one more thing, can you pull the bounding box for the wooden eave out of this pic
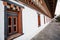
[17,0,52,18]
[44,0,57,18]
[2,0,24,8]
[7,0,57,18]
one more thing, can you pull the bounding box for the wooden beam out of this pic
[15,0,53,18]
[19,0,52,18]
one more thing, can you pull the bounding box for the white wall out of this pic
[0,1,4,40]
[45,16,51,23]
[40,14,45,26]
[55,0,60,16]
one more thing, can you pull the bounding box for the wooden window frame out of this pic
[13,17,17,33]
[8,16,18,35]
[3,1,24,40]
[8,16,12,34]
[38,14,41,27]
[7,11,23,40]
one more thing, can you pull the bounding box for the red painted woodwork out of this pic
[38,14,41,27]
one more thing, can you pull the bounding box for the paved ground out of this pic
[31,20,60,40]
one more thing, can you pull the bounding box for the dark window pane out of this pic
[8,17,11,25]
[14,26,16,31]
[8,27,11,33]
[14,18,16,25]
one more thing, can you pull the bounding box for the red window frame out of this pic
[38,14,41,27]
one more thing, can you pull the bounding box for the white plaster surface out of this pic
[45,16,51,23]
[55,0,60,16]
[0,1,4,40]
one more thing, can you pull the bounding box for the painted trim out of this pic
[4,6,8,40]
[2,0,24,8]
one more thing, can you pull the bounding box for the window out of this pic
[13,17,17,32]
[6,8,23,40]
[8,17,11,25]
[13,17,16,25]
[8,17,12,34]
[8,27,11,33]
[4,1,23,40]
[38,14,41,27]
[8,16,17,35]
[7,12,23,40]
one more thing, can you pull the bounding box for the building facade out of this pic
[0,0,52,40]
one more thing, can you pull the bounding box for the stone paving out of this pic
[31,20,60,40]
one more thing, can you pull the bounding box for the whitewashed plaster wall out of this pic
[55,0,60,16]
[40,14,45,26]
[45,16,51,23]
[0,1,4,40]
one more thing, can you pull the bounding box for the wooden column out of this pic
[17,9,23,34]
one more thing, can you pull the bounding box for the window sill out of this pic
[7,33,24,40]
